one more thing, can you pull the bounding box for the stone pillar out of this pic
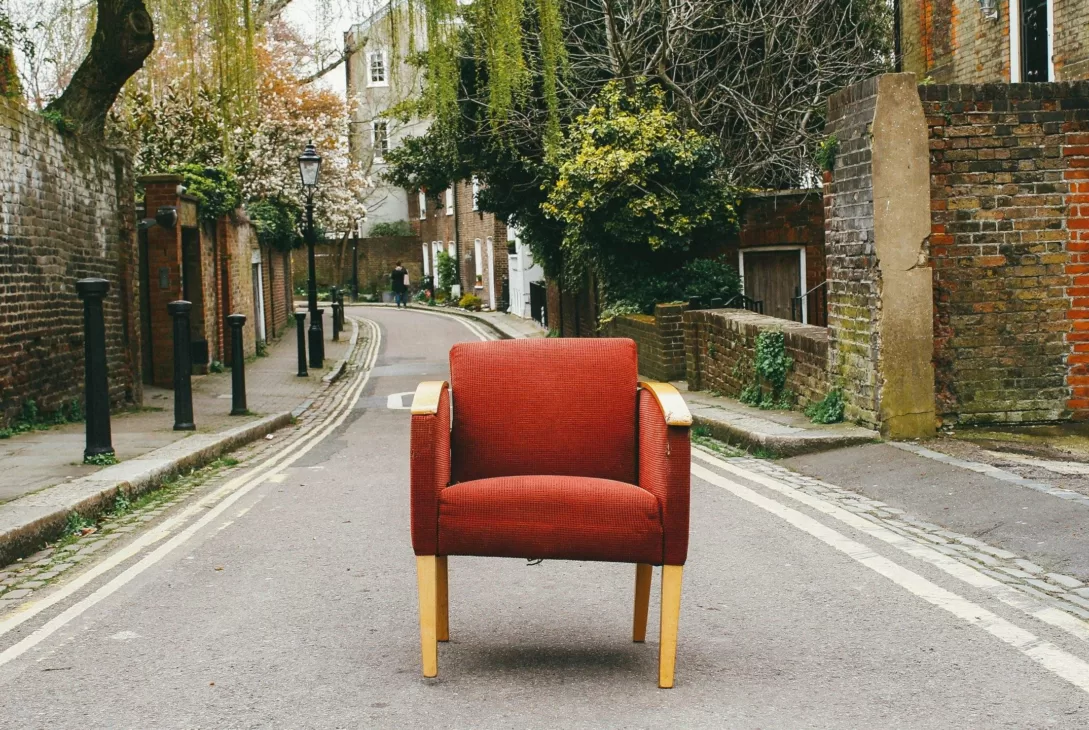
[824,73,935,439]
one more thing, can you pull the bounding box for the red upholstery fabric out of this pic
[437,475,664,564]
[449,339,638,484]
[410,384,450,556]
[638,389,691,565]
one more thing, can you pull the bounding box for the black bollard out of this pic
[296,310,309,377]
[331,300,341,342]
[330,286,340,335]
[76,278,114,461]
[309,307,324,368]
[169,300,196,431]
[227,314,248,415]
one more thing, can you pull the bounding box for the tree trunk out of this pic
[45,0,154,138]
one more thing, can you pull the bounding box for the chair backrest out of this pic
[449,338,638,484]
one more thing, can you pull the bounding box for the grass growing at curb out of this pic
[692,429,776,459]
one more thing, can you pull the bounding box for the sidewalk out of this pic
[0,309,349,505]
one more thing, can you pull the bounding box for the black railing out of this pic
[791,280,828,327]
[687,294,764,314]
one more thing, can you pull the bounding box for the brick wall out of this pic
[0,98,140,426]
[824,76,882,426]
[684,310,831,410]
[601,303,688,381]
[356,236,424,296]
[923,81,1089,422]
[901,1,1089,83]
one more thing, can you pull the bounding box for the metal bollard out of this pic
[227,314,248,415]
[169,300,196,431]
[296,310,309,377]
[76,278,114,461]
[309,307,324,368]
[331,300,341,342]
[330,286,340,335]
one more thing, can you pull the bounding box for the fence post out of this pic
[169,300,196,431]
[76,278,114,461]
[296,310,309,377]
[227,314,248,415]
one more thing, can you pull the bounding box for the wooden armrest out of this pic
[411,381,449,415]
[639,381,693,427]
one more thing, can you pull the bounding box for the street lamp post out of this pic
[299,141,324,368]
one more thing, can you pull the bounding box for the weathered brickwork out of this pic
[292,237,422,296]
[601,303,688,382]
[0,98,140,426]
[922,81,1089,422]
[684,309,831,410]
[824,77,882,426]
[901,0,1089,83]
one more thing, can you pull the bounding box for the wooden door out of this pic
[743,250,801,321]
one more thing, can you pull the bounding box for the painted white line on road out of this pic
[691,461,1089,696]
[0,319,383,668]
[386,392,414,410]
[693,448,1089,647]
[351,304,494,341]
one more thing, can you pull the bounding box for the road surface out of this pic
[1,306,1087,728]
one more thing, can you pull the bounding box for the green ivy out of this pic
[739,331,794,410]
[172,164,242,222]
[39,109,76,135]
[806,389,845,424]
[369,220,414,237]
[247,196,303,252]
[814,135,839,173]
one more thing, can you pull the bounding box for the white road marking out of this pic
[266,474,286,484]
[386,392,415,410]
[0,319,382,668]
[352,304,493,342]
[691,461,1089,696]
[693,448,1089,646]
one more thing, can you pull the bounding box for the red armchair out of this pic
[410,338,692,687]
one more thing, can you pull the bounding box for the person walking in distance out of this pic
[391,262,409,308]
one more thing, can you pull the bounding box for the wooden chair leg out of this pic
[416,556,438,677]
[659,565,683,688]
[633,563,652,642]
[437,556,449,642]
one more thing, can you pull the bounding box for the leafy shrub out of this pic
[738,330,794,410]
[815,135,839,173]
[603,255,741,316]
[172,164,242,222]
[247,197,303,252]
[369,220,414,237]
[459,294,483,311]
[806,389,845,424]
[436,250,457,293]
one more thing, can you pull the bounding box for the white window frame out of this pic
[474,238,483,284]
[447,241,455,258]
[422,243,430,276]
[418,189,427,220]
[445,187,454,216]
[472,176,480,211]
[367,50,388,87]
[371,120,389,162]
[1009,0,1055,82]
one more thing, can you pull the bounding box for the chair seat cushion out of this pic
[437,475,664,564]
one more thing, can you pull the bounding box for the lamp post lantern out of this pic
[299,141,324,368]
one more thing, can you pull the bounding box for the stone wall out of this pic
[684,310,831,410]
[922,81,1089,422]
[0,98,140,426]
[901,1,1089,83]
[601,303,687,382]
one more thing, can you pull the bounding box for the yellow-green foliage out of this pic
[458,293,483,311]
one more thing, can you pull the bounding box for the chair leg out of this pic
[437,556,449,642]
[659,565,683,689]
[416,555,438,677]
[633,563,652,642]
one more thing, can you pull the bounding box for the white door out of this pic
[251,261,266,343]
[486,237,496,310]
[421,243,430,276]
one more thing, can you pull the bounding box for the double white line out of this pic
[0,319,382,668]
[694,447,1089,695]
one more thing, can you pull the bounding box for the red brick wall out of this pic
[602,303,688,381]
[144,177,185,387]
[922,81,1089,423]
[0,98,140,425]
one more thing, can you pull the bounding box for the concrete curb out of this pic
[691,407,878,458]
[0,412,292,568]
[323,318,361,384]
[350,302,530,340]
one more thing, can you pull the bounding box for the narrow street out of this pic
[1,308,1087,728]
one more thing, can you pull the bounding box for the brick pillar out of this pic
[824,74,935,438]
[138,174,184,388]
[1065,129,1089,419]
[653,302,688,382]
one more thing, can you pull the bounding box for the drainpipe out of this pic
[452,181,462,290]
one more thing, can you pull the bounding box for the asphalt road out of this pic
[1,306,1088,728]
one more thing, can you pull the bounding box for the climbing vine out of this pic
[739,330,794,410]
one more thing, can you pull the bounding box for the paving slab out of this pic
[676,383,879,456]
